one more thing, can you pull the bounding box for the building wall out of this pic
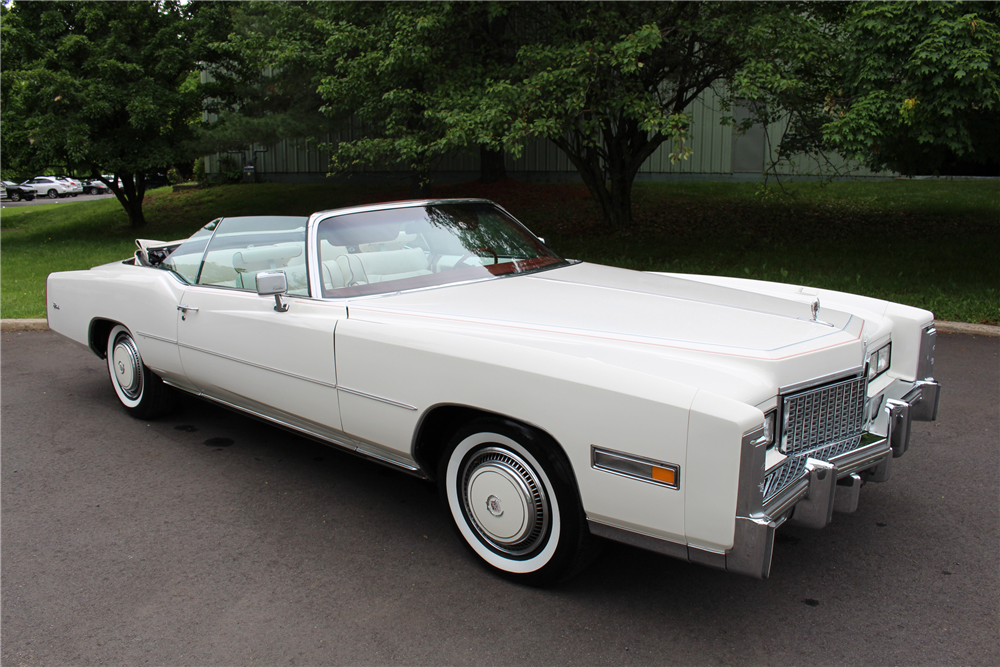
[207,86,889,182]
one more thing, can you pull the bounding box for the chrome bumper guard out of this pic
[887,379,941,457]
[725,378,941,579]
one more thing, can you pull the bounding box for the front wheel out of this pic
[106,324,176,419]
[439,419,598,586]
[47,189,58,199]
[9,192,21,202]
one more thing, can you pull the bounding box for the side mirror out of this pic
[256,271,289,312]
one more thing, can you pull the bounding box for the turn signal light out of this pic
[651,466,676,486]
[592,446,681,489]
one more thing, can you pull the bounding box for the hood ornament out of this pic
[806,297,834,327]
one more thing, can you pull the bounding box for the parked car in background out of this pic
[22,176,82,198]
[45,199,941,585]
[83,179,111,195]
[54,176,84,195]
[1,180,37,201]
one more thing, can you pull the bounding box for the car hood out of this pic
[346,262,871,405]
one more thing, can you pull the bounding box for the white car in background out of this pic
[45,199,942,585]
[22,176,82,198]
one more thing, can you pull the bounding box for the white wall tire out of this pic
[439,419,598,586]
[106,325,176,419]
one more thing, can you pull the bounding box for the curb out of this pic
[933,321,1000,337]
[2,319,49,332]
[3,317,999,336]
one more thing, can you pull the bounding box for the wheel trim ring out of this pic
[112,335,143,400]
[460,446,550,557]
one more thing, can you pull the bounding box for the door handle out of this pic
[177,304,199,313]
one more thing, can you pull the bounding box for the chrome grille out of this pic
[763,375,867,503]
[781,376,867,454]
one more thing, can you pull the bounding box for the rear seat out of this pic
[231,243,307,294]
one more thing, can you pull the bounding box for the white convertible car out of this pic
[46,199,941,585]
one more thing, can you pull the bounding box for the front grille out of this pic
[763,375,868,503]
[781,376,867,454]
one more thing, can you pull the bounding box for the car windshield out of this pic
[316,202,567,297]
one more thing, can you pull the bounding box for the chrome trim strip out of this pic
[586,520,689,560]
[354,446,421,471]
[590,446,680,489]
[191,392,425,476]
[779,365,864,395]
[337,386,418,411]
[177,342,338,389]
[136,331,177,345]
[190,391,356,446]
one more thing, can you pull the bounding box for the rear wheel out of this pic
[47,189,58,199]
[439,418,598,586]
[106,325,176,419]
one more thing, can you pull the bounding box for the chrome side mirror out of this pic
[256,271,290,312]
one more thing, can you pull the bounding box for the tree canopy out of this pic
[0,0,219,227]
[255,1,838,227]
[4,1,995,231]
[821,1,1000,176]
[469,1,831,228]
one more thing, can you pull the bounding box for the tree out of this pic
[821,1,1000,176]
[184,1,335,162]
[1,1,211,228]
[441,2,837,228]
[294,1,515,196]
[255,2,831,226]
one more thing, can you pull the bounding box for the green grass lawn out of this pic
[1,179,997,323]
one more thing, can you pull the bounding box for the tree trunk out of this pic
[607,171,634,229]
[479,145,506,183]
[106,172,148,228]
[552,138,634,230]
[122,197,147,229]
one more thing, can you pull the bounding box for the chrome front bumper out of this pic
[725,378,941,579]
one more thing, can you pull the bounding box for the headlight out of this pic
[753,410,777,448]
[867,342,892,381]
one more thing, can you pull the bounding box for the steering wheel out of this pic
[452,247,498,268]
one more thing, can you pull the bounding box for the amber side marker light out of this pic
[591,446,680,489]
[651,465,676,486]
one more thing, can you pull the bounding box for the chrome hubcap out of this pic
[461,447,549,556]
[111,335,142,400]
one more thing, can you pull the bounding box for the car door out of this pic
[174,216,348,441]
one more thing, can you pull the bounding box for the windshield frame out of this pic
[309,200,569,299]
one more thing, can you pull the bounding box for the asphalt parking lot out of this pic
[2,330,997,666]
[1,192,117,209]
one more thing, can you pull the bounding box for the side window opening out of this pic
[157,216,309,295]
